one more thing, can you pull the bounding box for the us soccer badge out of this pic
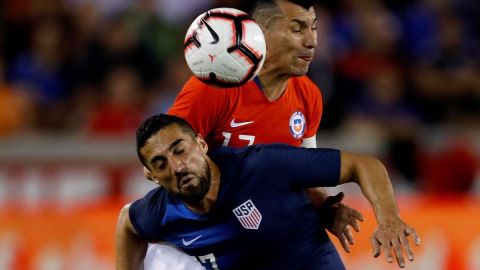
[289,111,306,139]
[233,199,262,229]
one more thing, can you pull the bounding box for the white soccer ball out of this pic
[184,8,266,87]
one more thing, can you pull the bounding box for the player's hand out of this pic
[370,216,421,268]
[143,166,153,181]
[318,192,364,253]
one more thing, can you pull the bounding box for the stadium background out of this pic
[0,0,479,269]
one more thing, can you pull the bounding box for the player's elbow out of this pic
[339,152,386,185]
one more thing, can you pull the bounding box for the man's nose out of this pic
[170,157,185,173]
[303,30,317,49]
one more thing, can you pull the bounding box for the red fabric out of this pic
[168,76,323,147]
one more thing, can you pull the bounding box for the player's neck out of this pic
[257,72,289,102]
[184,159,221,214]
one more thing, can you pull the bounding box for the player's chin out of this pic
[178,178,209,202]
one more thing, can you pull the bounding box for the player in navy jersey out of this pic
[116,114,420,270]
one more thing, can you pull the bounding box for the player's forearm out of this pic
[116,205,148,270]
[340,153,400,222]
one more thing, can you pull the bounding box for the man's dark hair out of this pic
[256,0,315,10]
[136,114,196,167]
[251,0,316,27]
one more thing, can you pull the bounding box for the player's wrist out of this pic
[374,210,401,225]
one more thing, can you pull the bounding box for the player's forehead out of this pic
[275,1,316,25]
[141,125,191,157]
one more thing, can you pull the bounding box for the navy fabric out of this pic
[130,144,345,270]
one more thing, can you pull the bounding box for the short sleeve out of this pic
[129,187,166,241]
[167,76,230,138]
[244,144,341,189]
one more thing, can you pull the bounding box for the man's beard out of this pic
[176,161,211,204]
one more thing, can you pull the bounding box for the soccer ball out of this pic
[184,8,266,87]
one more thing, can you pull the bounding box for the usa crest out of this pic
[289,111,306,139]
[232,199,262,229]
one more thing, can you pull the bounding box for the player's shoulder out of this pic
[182,76,217,93]
[128,186,170,240]
[183,76,240,93]
[210,146,260,171]
[211,144,289,164]
[209,146,253,164]
[175,76,238,102]
[144,186,168,202]
[130,187,168,216]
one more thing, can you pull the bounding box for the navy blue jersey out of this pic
[130,144,345,270]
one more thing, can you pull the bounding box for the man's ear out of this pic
[144,167,162,185]
[143,166,154,181]
[196,133,208,153]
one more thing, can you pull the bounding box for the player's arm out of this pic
[301,135,329,205]
[302,136,364,253]
[249,145,419,267]
[301,136,326,204]
[300,79,364,251]
[115,204,148,270]
[339,152,421,268]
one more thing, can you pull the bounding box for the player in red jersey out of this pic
[168,75,321,148]
[140,1,365,269]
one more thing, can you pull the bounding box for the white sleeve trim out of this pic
[301,135,317,148]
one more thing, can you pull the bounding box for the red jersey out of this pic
[168,76,323,148]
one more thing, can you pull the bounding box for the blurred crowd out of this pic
[0,0,479,194]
